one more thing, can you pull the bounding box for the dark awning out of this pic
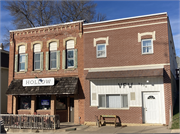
[6,77,78,95]
[86,69,163,79]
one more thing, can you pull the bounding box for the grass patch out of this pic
[171,96,179,129]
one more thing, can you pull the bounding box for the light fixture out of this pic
[146,80,149,83]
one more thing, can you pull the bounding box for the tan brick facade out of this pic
[7,21,85,124]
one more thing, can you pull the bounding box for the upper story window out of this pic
[15,45,28,72]
[34,44,41,70]
[50,42,57,69]
[141,39,153,54]
[66,40,75,68]
[46,41,60,70]
[62,39,77,69]
[96,44,106,58]
[19,45,26,71]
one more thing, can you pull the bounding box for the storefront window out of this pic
[56,97,67,110]
[37,96,51,110]
[18,96,31,109]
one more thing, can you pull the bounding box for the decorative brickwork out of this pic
[7,22,85,124]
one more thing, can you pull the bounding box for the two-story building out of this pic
[6,20,85,124]
[6,12,177,126]
[83,12,177,125]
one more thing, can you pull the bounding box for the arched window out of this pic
[15,44,28,72]
[46,41,60,70]
[66,40,75,68]
[62,39,77,69]
[33,44,41,70]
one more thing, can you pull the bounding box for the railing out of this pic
[0,114,60,130]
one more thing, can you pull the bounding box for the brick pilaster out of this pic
[163,65,173,125]
[51,95,56,115]
[31,95,36,115]
[13,96,18,114]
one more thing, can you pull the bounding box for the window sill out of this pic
[65,68,76,71]
[16,71,26,74]
[47,69,58,72]
[97,56,107,59]
[32,70,42,73]
[98,107,129,110]
[89,106,98,108]
[142,53,154,55]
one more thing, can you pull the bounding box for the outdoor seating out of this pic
[98,115,118,128]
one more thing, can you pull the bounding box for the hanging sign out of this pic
[23,78,54,86]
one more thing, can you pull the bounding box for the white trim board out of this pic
[83,12,167,26]
[84,17,167,30]
[84,21,167,34]
[84,63,170,72]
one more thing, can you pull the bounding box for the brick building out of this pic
[6,12,177,125]
[83,12,177,125]
[6,20,85,124]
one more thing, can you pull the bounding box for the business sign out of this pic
[23,78,54,87]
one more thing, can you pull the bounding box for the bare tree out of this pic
[94,13,107,22]
[4,1,56,29]
[55,1,97,23]
[2,0,106,48]
[2,26,10,49]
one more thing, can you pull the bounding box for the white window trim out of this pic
[96,44,107,58]
[67,49,75,68]
[141,39,153,54]
[19,54,26,71]
[50,51,57,69]
[98,94,129,109]
[34,52,41,70]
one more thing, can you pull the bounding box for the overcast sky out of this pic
[0,1,179,56]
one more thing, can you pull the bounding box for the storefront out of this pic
[85,68,167,124]
[6,77,78,122]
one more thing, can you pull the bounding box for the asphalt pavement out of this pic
[6,125,180,134]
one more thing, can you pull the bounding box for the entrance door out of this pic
[69,98,74,122]
[143,92,160,123]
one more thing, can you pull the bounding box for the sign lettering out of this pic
[23,78,54,87]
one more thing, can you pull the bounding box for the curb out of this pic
[171,129,180,133]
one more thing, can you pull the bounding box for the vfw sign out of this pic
[23,78,54,86]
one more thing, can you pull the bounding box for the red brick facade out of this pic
[7,13,176,125]
[7,21,85,124]
[83,13,176,125]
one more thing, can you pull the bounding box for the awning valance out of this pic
[86,69,163,79]
[6,77,78,95]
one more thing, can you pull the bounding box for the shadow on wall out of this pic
[78,79,85,99]
[163,69,171,84]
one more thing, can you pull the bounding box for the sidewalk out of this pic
[6,125,179,133]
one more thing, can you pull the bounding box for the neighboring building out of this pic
[176,56,179,90]
[0,43,9,114]
[6,20,84,124]
[83,12,177,125]
[176,56,180,68]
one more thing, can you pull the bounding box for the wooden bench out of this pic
[98,115,117,127]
